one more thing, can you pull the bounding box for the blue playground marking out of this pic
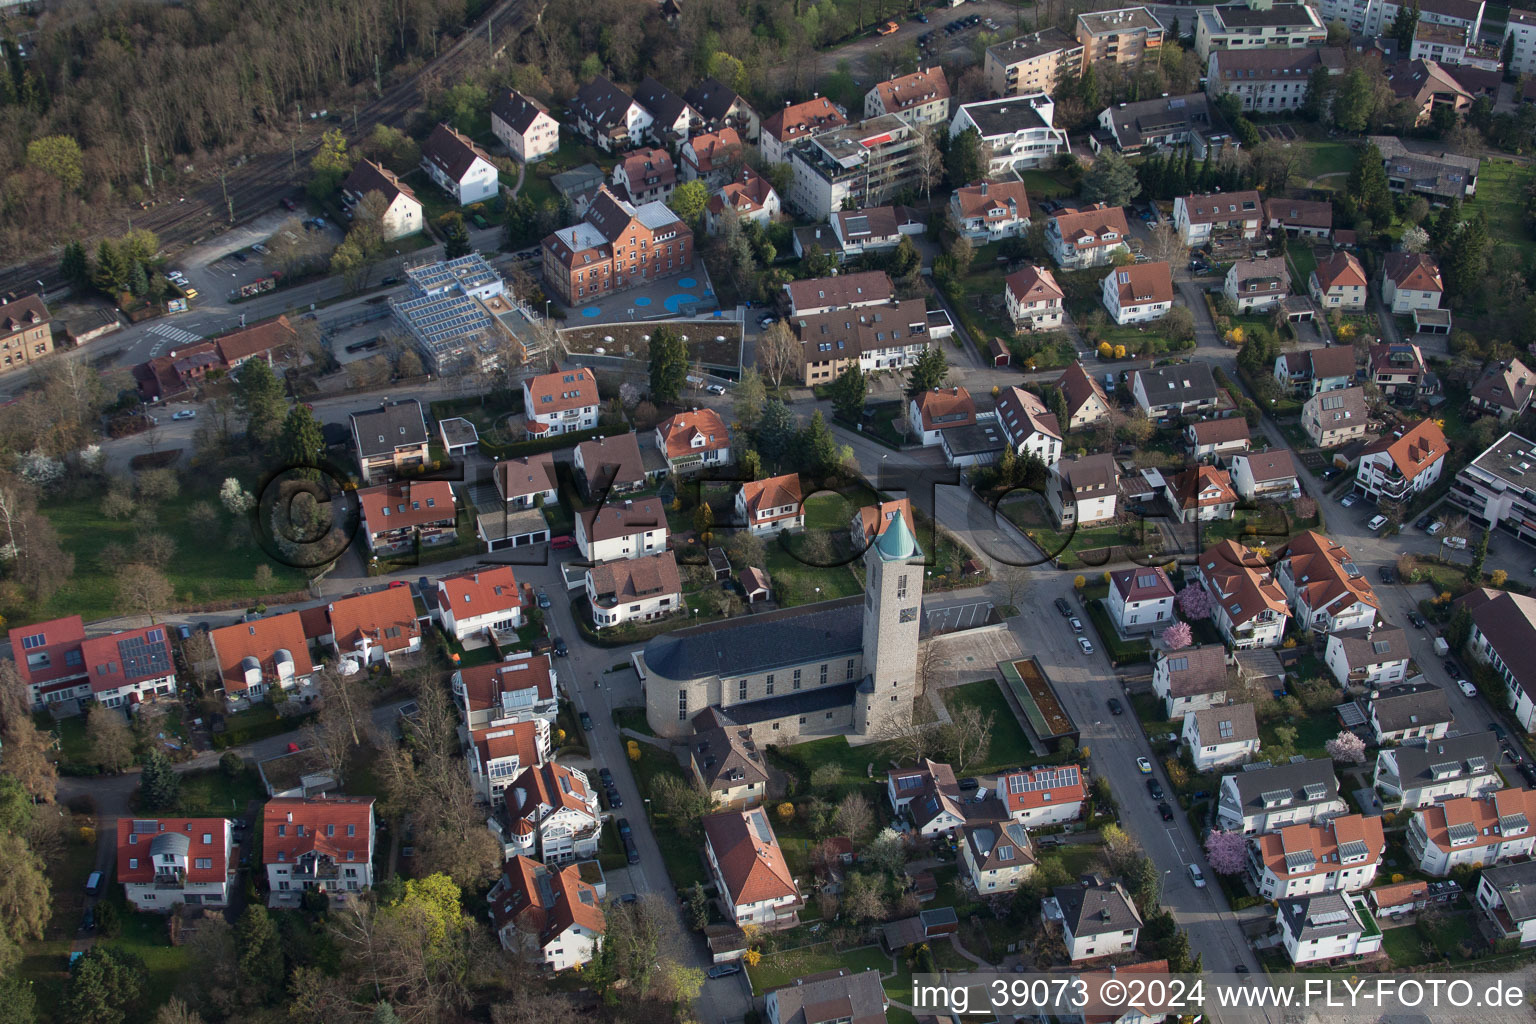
[678,277,698,288]
[664,293,700,313]
[581,306,601,318]
[633,296,652,307]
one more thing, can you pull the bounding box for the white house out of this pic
[1045,204,1130,269]
[1408,787,1536,876]
[117,818,234,911]
[1004,264,1065,331]
[1186,417,1250,461]
[435,566,524,643]
[949,94,1069,173]
[1461,588,1536,732]
[1000,764,1087,827]
[1151,645,1229,719]
[703,806,802,928]
[569,76,653,151]
[1044,877,1142,961]
[1163,464,1237,524]
[523,366,599,436]
[1229,450,1300,501]
[1217,758,1346,835]
[865,66,951,127]
[494,451,559,509]
[1475,861,1536,947]
[995,385,1063,464]
[1048,454,1119,528]
[468,720,552,805]
[1381,252,1445,314]
[420,123,499,206]
[611,146,677,206]
[1354,418,1448,504]
[1182,703,1260,771]
[1132,362,1220,420]
[1173,190,1264,245]
[1101,261,1173,324]
[262,796,376,908]
[656,409,733,474]
[499,762,602,863]
[737,473,804,535]
[1107,567,1176,635]
[1324,626,1411,691]
[1276,892,1382,965]
[488,856,605,970]
[681,127,743,185]
[1223,257,1289,312]
[1250,815,1386,900]
[632,76,697,146]
[1197,539,1291,649]
[81,625,178,711]
[764,969,889,1024]
[1376,732,1502,810]
[1277,532,1379,635]
[452,654,559,732]
[1310,251,1368,311]
[1365,682,1452,745]
[960,821,1035,893]
[491,90,560,163]
[341,160,423,241]
[909,386,977,447]
[575,496,670,563]
[585,551,683,629]
[951,180,1031,242]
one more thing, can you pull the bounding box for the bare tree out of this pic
[757,321,801,389]
[1,716,57,802]
[314,660,372,747]
[832,792,875,840]
[116,562,174,623]
[1144,223,1188,266]
[941,703,994,776]
[915,126,944,203]
[996,566,1027,612]
[877,708,941,764]
[87,704,135,773]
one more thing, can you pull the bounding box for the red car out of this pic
[387,580,408,588]
[281,198,297,211]
[550,535,576,550]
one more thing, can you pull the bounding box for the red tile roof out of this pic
[872,66,950,114]
[1051,204,1129,249]
[1255,814,1385,881]
[704,806,800,907]
[1107,261,1174,307]
[854,499,915,543]
[511,762,596,821]
[1280,531,1380,618]
[458,654,556,713]
[995,385,1061,442]
[1360,417,1448,481]
[489,856,606,943]
[81,625,174,694]
[438,565,522,619]
[1000,764,1087,814]
[1005,264,1064,306]
[1178,190,1263,225]
[472,722,546,768]
[1057,361,1111,420]
[685,127,743,174]
[1166,465,1237,512]
[1313,251,1367,291]
[954,180,1029,224]
[1415,787,1536,858]
[210,612,315,693]
[910,386,976,432]
[262,796,373,867]
[1199,539,1289,628]
[9,614,86,689]
[1189,417,1251,446]
[213,315,299,366]
[495,451,558,502]
[116,818,229,884]
[579,495,668,544]
[740,473,803,520]
[762,96,847,143]
[1384,252,1443,292]
[657,408,731,460]
[358,479,457,536]
[525,366,598,415]
[1110,566,1176,603]
[326,587,421,655]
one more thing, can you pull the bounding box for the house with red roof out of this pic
[1407,787,1536,875]
[262,796,375,907]
[999,764,1087,827]
[357,479,458,555]
[705,167,781,232]
[1065,960,1170,1024]
[1162,465,1237,524]
[1277,531,1380,634]
[1101,261,1173,324]
[680,127,744,186]
[737,473,805,535]
[488,856,606,970]
[1250,814,1386,900]
[468,720,552,804]
[452,652,559,730]
[703,806,803,927]
[81,625,178,710]
[611,146,677,206]
[908,386,976,446]
[951,180,1030,242]
[1197,539,1291,649]
[1004,264,1064,331]
[851,498,915,549]
[1185,416,1251,460]
[323,587,422,670]
[760,96,848,166]
[10,614,89,709]
[117,817,234,911]
[995,385,1063,464]
[209,612,316,702]
[1106,567,1176,635]
[1309,251,1368,311]
[435,565,523,643]
[522,366,599,436]
[655,408,732,475]
[1381,252,1444,314]
[1044,204,1130,268]
[496,762,602,862]
[1355,417,1448,504]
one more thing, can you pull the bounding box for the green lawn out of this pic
[1469,159,1536,258]
[762,543,864,607]
[1000,496,1160,569]
[747,942,891,994]
[619,737,710,891]
[941,679,1033,773]
[770,734,897,791]
[1295,140,1359,185]
[1286,245,1318,294]
[1018,168,1079,199]
[26,488,310,627]
[1259,709,1338,760]
[168,766,266,817]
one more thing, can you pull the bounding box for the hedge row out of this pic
[477,424,609,460]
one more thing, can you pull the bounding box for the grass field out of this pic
[1469,159,1536,259]
[171,766,267,817]
[1295,140,1358,186]
[941,679,1033,773]
[1286,245,1318,294]
[32,487,309,627]
[1000,495,1159,569]
[1259,708,1339,760]
[747,942,891,994]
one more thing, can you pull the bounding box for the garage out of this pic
[476,507,551,551]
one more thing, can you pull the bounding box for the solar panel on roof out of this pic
[133,819,160,833]
[117,632,171,679]
[750,810,774,844]
[1307,908,1350,925]
[1500,813,1529,833]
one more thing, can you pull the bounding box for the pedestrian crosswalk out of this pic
[148,323,202,345]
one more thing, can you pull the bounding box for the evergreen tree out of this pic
[1078,61,1100,111]
[1346,144,1394,227]
[60,239,90,287]
[1301,64,1335,123]
[905,347,949,396]
[754,399,797,468]
[235,905,284,1004]
[1392,0,1420,51]
[1081,149,1141,206]
[647,326,690,404]
[944,127,985,188]
[0,976,37,1024]
[128,260,149,297]
[233,358,288,448]
[1468,526,1490,582]
[278,404,325,480]
[1332,67,1375,133]
[1441,209,1489,298]
[441,213,472,259]
[1430,198,1463,251]
[92,239,130,295]
[138,749,180,810]
[61,947,146,1024]
[1196,148,1214,191]
[828,365,868,421]
[800,410,841,475]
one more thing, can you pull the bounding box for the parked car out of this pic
[1427,521,1445,536]
[579,711,594,731]
[537,590,552,609]
[599,767,614,785]
[1378,566,1396,584]
[914,10,928,20]
[1444,536,1467,549]
[1107,697,1124,716]
[1077,637,1095,655]
[1188,863,1206,888]
[551,535,575,549]
[957,777,980,791]
[1146,778,1164,800]
[1407,611,1427,628]
[1054,597,1072,616]
[1490,722,1508,742]
[608,787,623,808]
[1158,801,1174,821]
[1367,514,1388,532]
[1444,660,1461,676]
[1458,679,1478,698]
[706,383,727,395]
[1521,761,1536,788]
[1415,514,1434,530]
[616,818,632,839]
[623,837,639,864]
[1136,757,1152,774]
[1069,617,1084,633]
[708,963,742,979]
[553,638,568,657]
[251,243,269,255]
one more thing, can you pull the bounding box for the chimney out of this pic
[980,181,988,196]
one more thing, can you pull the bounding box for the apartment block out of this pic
[1077,7,1166,71]
[985,28,1084,98]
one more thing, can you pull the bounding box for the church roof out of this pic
[642,596,864,681]
[874,507,921,561]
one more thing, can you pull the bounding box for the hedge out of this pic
[477,424,609,460]
[212,710,318,749]
[1084,598,1152,666]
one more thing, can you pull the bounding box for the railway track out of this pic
[0,0,543,299]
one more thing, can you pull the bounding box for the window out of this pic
[819,664,828,684]
[738,679,747,702]
[765,674,774,696]
[202,833,213,844]
[678,688,688,721]
[793,669,802,690]
[846,658,856,680]
[347,824,356,837]
[326,824,335,837]
[278,825,287,837]
[129,858,138,870]
[195,857,212,870]
[897,574,908,599]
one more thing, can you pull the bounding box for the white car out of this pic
[1077,637,1095,655]
[1367,514,1388,532]
[1459,680,1478,698]
[1069,617,1083,632]
[172,409,196,421]
[1427,521,1444,536]
[1188,863,1206,888]
[705,384,726,395]
[1339,493,1358,508]
[251,243,269,255]
[1444,536,1467,550]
